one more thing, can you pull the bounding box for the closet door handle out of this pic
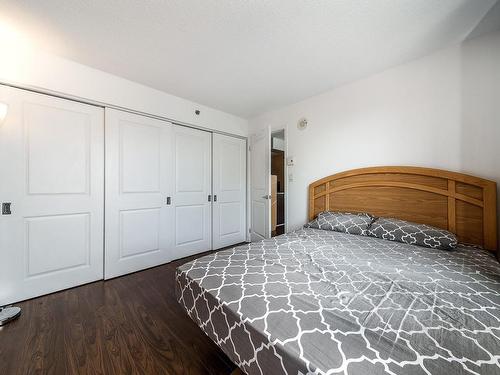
[2,202,12,215]
[208,195,212,202]
[213,195,217,202]
[166,196,171,205]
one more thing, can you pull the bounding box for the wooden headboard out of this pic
[308,166,498,251]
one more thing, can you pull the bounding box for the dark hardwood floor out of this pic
[0,250,239,375]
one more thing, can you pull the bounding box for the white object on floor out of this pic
[0,306,21,326]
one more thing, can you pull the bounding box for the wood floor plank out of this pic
[0,248,240,375]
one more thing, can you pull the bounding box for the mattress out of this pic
[176,228,500,375]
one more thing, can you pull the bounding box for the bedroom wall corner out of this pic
[459,30,500,247]
[248,30,500,247]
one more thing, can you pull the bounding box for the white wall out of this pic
[249,30,500,236]
[0,44,248,136]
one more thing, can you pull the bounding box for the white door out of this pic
[250,127,271,241]
[171,125,212,259]
[212,134,246,249]
[104,109,174,279]
[0,86,104,305]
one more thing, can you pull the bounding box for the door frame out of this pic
[249,126,272,241]
[248,125,289,242]
[270,128,288,234]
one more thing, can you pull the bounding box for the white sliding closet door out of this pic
[105,109,174,279]
[171,125,212,259]
[212,134,246,249]
[0,85,104,305]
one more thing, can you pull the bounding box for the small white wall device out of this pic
[297,118,308,130]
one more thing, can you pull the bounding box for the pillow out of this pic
[367,217,458,250]
[304,211,375,235]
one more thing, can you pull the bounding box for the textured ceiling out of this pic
[0,0,497,118]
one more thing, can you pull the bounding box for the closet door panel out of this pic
[0,86,104,305]
[172,125,211,258]
[213,134,246,249]
[120,122,161,193]
[105,109,173,279]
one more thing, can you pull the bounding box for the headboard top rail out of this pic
[308,166,497,251]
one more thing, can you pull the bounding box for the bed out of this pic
[176,167,499,375]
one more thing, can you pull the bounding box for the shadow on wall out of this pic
[459,30,500,247]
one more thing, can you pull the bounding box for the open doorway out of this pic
[271,130,286,236]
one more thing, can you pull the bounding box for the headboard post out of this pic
[308,166,498,251]
[447,180,456,233]
[483,183,497,251]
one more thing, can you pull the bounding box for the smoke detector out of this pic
[297,118,308,130]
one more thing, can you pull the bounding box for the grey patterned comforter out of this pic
[176,228,500,375]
